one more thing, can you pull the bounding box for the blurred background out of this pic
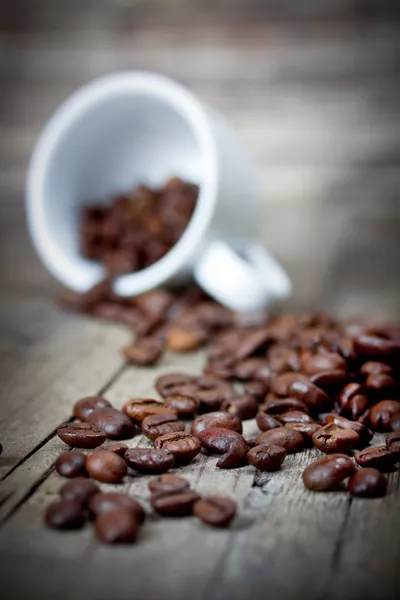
[0,0,399,320]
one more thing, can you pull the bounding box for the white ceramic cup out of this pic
[26,72,291,311]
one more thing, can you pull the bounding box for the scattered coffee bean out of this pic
[142,413,185,441]
[243,380,269,401]
[191,412,243,437]
[360,361,393,377]
[59,478,99,506]
[256,426,305,453]
[55,451,87,478]
[123,337,163,366]
[263,397,310,415]
[98,442,129,457]
[386,431,400,450]
[341,393,369,421]
[148,474,190,496]
[347,468,387,498]
[89,492,145,523]
[95,508,139,544]
[87,407,135,439]
[57,422,106,448]
[285,422,321,444]
[232,358,271,383]
[369,400,400,431]
[194,495,237,527]
[277,410,316,425]
[216,440,248,469]
[151,490,200,517]
[247,444,286,471]
[339,382,362,407]
[390,412,400,431]
[271,372,309,397]
[325,414,373,446]
[234,327,271,360]
[288,380,332,411]
[354,445,400,471]
[86,450,127,483]
[124,448,175,474]
[155,372,195,397]
[123,398,175,423]
[354,334,398,360]
[45,500,85,530]
[365,373,398,396]
[256,411,283,432]
[166,326,208,352]
[301,351,346,376]
[310,370,348,391]
[302,454,356,491]
[164,394,200,417]
[73,396,112,421]
[154,432,201,464]
[198,428,247,454]
[221,394,258,420]
[312,423,360,454]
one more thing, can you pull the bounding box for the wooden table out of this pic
[0,2,399,599]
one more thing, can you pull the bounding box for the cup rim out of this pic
[26,71,218,295]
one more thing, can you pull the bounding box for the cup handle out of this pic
[193,240,291,312]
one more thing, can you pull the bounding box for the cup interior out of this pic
[27,74,216,293]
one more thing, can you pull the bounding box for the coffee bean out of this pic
[232,358,271,383]
[142,413,185,441]
[360,361,393,377]
[194,377,235,413]
[302,454,356,491]
[390,412,400,431]
[271,372,309,397]
[341,393,369,421]
[288,380,332,411]
[124,448,175,474]
[55,451,87,478]
[312,423,359,454]
[151,490,200,517]
[347,468,387,498]
[285,422,321,444]
[87,407,135,439]
[166,326,208,352]
[99,442,129,456]
[193,495,236,527]
[123,398,175,423]
[73,396,112,421]
[310,370,348,391]
[369,400,400,431]
[386,431,400,450]
[221,394,258,420]
[148,474,190,496]
[95,508,139,544]
[198,428,247,454]
[365,373,398,396]
[354,445,400,471]
[154,432,201,464]
[86,450,127,483]
[301,351,346,376]
[256,412,283,432]
[266,344,300,374]
[59,478,99,506]
[354,334,398,360]
[155,372,195,397]
[234,327,271,360]
[89,492,145,523]
[243,380,269,402]
[57,422,106,448]
[123,336,163,366]
[256,426,305,453]
[216,439,248,469]
[44,500,85,530]
[247,444,286,471]
[164,394,200,417]
[277,410,316,425]
[325,414,373,446]
[339,382,363,407]
[191,412,243,437]
[263,398,310,415]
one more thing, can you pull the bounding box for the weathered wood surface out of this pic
[0,1,400,599]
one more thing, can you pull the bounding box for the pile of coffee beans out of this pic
[51,284,400,543]
[80,178,198,276]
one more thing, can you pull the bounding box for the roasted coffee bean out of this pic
[148,474,190,496]
[310,370,348,391]
[234,327,271,360]
[154,432,201,464]
[142,413,185,441]
[288,380,332,411]
[44,500,85,530]
[243,380,269,402]
[247,444,286,471]
[59,478,99,506]
[263,398,310,415]
[135,289,174,318]
[89,492,145,523]
[151,490,200,517]
[256,426,305,453]
[155,372,195,397]
[198,428,247,454]
[194,377,235,412]
[325,414,373,446]
[166,326,208,352]
[86,450,127,483]
[191,411,243,437]
[369,400,400,431]
[266,344,299,374]
[123,336,163,366]
[216,440,248,469]
[73,395,112,421]
[301,351,346,376]
[99,442,129,457]
[87,407,135,440]
[95,508,139,544]
[256,411,283,432]
[386,431,400,450]
[347,468,387,498]
[390,412,400,431]
[365,373,398,396]
[193,495,237,528]
[354,445,400,471]
[57,422,106,448]
[354,334,398,360]
[339,382,363,407]
[360,361,393,377]
[285,422,321,444]
[277,410,316,425]
[124,448,175,474]
[245,437,259,448]
[271,372,309,397]
[232,358,271,383]
[302,454,356,491]
[163,394,200,417]
[123,398,175,423]
[55,451,87,478]
[221,394,258,420]
[312,423,359,454]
